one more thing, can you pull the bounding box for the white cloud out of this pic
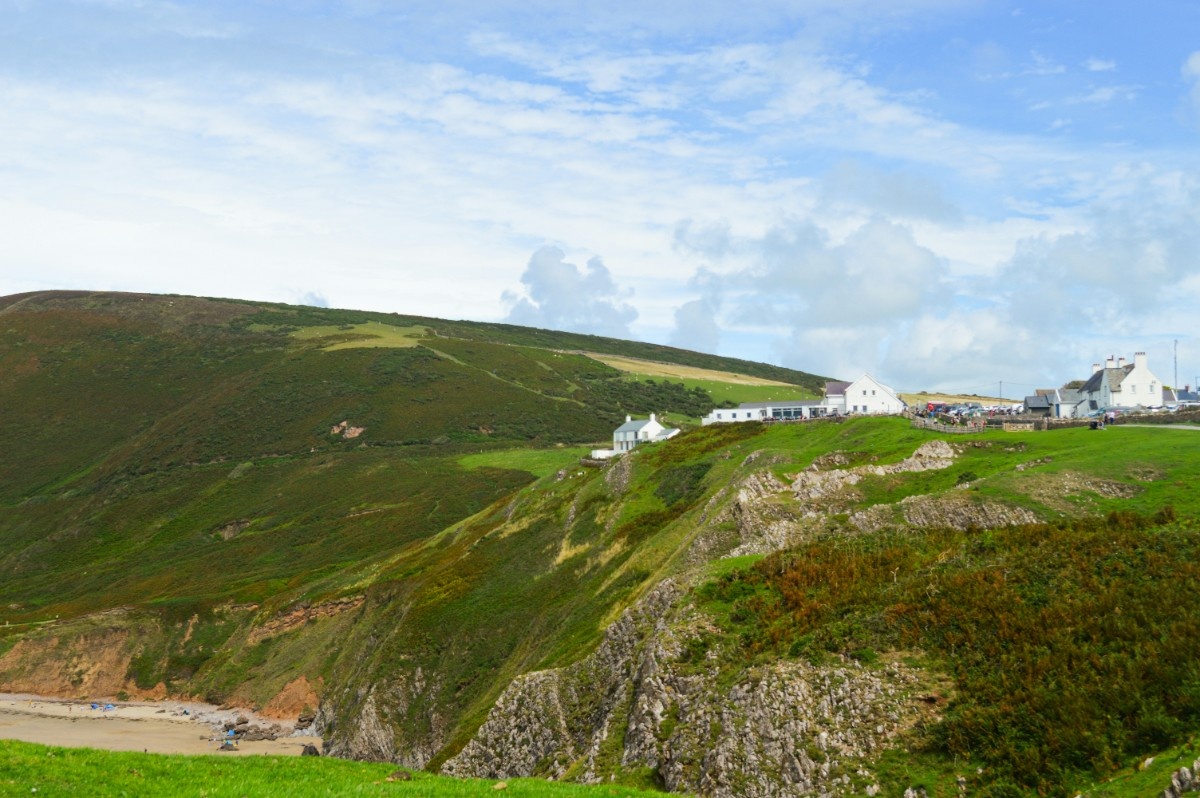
[668,298,721,354]
[503,246,638,337]
[1024,51,1066,76]
[1083,57,1116,72]
[1066,85,1138,105]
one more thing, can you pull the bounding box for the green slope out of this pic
[3,290,1200,798]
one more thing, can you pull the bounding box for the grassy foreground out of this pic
[0,740,669,798]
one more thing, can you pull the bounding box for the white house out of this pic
[701,373,905,425]
[592,413,680,458]
[1077,353,1163,413]
[826,374,907,415]
[1052,387,1084,418]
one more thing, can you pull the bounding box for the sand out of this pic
[0,693,322,756]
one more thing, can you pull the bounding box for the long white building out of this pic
[702,373,905,425]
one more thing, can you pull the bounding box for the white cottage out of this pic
[591,413,680,458]
[827,374,906,415]
[1077,353,1163,413]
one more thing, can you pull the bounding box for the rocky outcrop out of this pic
[605,452,636,496]
[317,666,447,767]
[1162,760,1200,798]
[247,596,364,645]
[444,580,927,798]
[789,440,956,512]
[646,659,920,798]
[443,581,682,780]
[898,494,1039,531]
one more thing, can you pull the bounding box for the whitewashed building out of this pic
[702,400,827,425]
[1077,353,1163,413]
[828,374,906,415]
[592,413,680,458]
[701,373,905,425]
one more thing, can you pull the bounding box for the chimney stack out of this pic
[650,413,656,422]
[1117,356,1126,368]
[626,415,631,422]
[1135,351,1147,369]
[1106,356,1117,369]
[1092,363,1101,374]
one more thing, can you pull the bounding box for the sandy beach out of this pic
[0,693,322,756]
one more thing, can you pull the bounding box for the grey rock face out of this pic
[443,580,924,798]
[317,667,446,767]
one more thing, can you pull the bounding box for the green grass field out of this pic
[458,447,593,479]
[624,375,815,412]
[0,740,671,798]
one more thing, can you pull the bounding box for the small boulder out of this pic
[301,744,320,756]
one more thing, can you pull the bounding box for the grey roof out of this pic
[1024,395,1052,410]
[1057,388,1082,404]
[615,418,652,433]
[824,381,851,397]
[1080,365,1131,395]
[1178,389,1200,402]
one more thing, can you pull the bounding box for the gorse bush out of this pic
[700,514,1200,796]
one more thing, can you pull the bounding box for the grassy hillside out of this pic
[0,291,819,618]
[3,290,1199,798]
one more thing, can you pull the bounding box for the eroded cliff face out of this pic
[443,580,928,798]
[0,619,152,698]
[438,439,1050,796]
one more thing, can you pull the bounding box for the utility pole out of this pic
[1174,339,1179,389]
[998,380,1003,400]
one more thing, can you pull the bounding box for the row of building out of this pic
[590,373,905,458]
[1023,352,1200,418]
[591,351,1195,459]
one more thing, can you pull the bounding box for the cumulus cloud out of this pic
[503,246,638,338]
[669,217,949,380]
[668,268,723,353]
[669,299,721,353]
[999,175,1200,328]
[742,218,942,327]
[298,291,329,308]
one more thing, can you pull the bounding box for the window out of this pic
[862,390,867,396]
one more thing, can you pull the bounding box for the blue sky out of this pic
[3,1,1199,394]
